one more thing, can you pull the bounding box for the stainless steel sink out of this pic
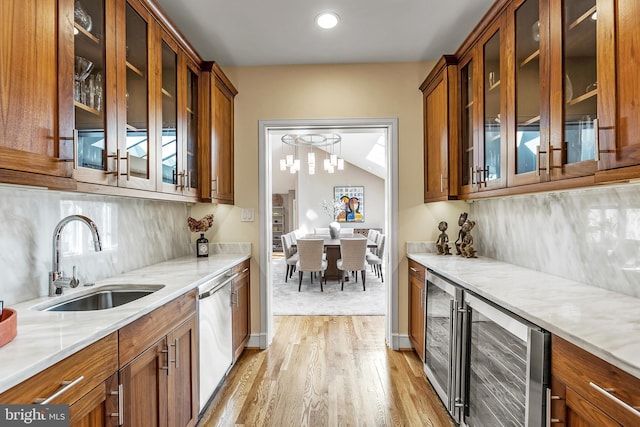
[35,284,165,312]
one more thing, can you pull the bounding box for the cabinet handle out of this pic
[176,170,185,191]
[593,118,600,162]
[589,381,640,418]
[536,146,547,177]
[161,344,175,374]
[174,338,180,369]
[546,388,562,426]
[549,145,563,171]
[212,176,219,195]
[106,150,120,176]
[110,383,123,425]
[72,130,79,170]
[242,267,249,273]
[409,267,418,273]
[122,151,131,181]
[34,375,84,404]
[440,174,444,193]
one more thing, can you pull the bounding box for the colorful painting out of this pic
[334,186,364,223]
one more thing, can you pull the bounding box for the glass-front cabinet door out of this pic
[459,54,478,195]
[73,0,117,185]
[478,17,508,191]
[549,0,599,179]
[116,0,156,190]
[183,60,200,197]
[508,0,550,186]
[159,34,179,193]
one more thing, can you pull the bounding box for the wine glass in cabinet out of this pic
[73,0,116,184]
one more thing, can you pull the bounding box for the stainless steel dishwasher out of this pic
[198,269,237,414]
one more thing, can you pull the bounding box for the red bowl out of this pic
[0,308,17,347]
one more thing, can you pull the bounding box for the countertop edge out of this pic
[0,253,251,394]
[406,252,640,380]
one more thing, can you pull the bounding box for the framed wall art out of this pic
[334,186,364,223]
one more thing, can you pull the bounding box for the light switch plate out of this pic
[241,208,255,222]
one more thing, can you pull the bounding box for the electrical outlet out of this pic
[241,208,255,222]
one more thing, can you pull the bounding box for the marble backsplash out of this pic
[0,185,192,305]
[470,183,640,297]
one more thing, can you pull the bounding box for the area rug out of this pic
[271,258,386,315]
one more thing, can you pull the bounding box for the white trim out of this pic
[246,334,263,349]
[394,334,414,351]
[258,118,399,350]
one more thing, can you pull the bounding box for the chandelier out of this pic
[279,133,344,174]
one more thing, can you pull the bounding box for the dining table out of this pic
[294,234,377,280]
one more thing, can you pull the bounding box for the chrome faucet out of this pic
[50,215,102,296]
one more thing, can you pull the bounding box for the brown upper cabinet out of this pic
[423,0,640,201]
[0,0,75,189]
[420,56,459,202]
[201,62,237,205]
[457,14,509,197]
[1,0,237,203]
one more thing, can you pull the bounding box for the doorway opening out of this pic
[258,118,399,349]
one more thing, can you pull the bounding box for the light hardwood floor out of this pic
[198,316,454,427]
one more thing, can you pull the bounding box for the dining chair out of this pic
[336,238,368,291]
[295,239,327,291]
[367,229,380,255]
[339,228,354,236]
[281,234,298,283]
[366,234,386,282]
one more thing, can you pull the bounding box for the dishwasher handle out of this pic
[199,273,238,299]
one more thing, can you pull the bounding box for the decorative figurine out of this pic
[436,221,452,255]
[187,214,214,257]
[460,219,477,258]
[454,212,468,255]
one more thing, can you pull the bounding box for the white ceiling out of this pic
[270,128,387,193]
[154,0,495,66]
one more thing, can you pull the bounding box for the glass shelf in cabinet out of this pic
[568,5,597,31]
[126,61,144,78]
[520,49,540,68]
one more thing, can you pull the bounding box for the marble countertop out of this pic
[0,251,250,394]
[407,251,640,379]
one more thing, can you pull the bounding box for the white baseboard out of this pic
[393,333,414,351]
[246,333,263,349]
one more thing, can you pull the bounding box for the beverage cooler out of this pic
[424,270,550,427]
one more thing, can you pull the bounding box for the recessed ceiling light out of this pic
[316,12,340,29]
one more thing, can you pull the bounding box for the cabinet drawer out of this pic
[119,289,197,366]
[233,259,250,279]
[552,335,640,426]
[408,259,426,282]
[0,333,117,405]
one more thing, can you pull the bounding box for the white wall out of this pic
[293,152,385,234]
[190,61,468,336]
[0,185,191,305]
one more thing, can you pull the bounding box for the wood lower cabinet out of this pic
[118,290,198,427]
[70,373,120,427]
[0,290,199,427]
[232,259,250,362]
[0,333,118,425]
[551,335,640,427]
[408,260,426,360]
[202,62,237,205]
[420,55,459,202]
